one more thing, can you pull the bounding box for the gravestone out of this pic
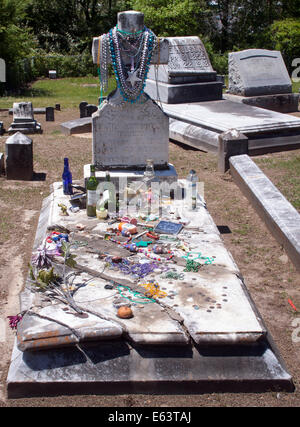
[5,132,33,180]
[0,152,4,175]
[46,106,55,122]
[227,49,299,113]
[86,104,98,117]
[79,101,88,118]
[8,102,42,134]
[49,70,57,79]
[145,36,223,103]
[87,10,177,181]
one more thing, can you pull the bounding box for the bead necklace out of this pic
[109,26,156,103]
[105,234,174,262]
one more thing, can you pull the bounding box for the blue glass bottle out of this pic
[62,157,73,195]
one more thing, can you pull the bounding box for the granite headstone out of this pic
[228,49,292,97]
[46,106,55,122]
[5,131,33,180]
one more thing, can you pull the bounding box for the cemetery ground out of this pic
[0,78,300,407]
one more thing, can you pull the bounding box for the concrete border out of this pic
[230,154,300,272]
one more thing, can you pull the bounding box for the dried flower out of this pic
[31,244,60,269]
[7,315,23,330]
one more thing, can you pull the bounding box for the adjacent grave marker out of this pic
[49,70,57,79]
[8,102,42,134]
[146,36,223,103]
[46,106,55,122]
[5,131,33,180]
[228,49,292,97]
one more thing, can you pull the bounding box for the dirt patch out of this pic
[0,109,300,407]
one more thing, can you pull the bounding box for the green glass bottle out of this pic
[86,165,98,217]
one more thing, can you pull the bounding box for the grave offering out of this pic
[8,102,42,134]
[6,180,293,396]
[86,10,177,183]
[226,49,299,113]
[145,36,223,103]
[5,131,33,180]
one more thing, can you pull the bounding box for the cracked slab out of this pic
[14,181,266,350]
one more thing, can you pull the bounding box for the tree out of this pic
[130,0,208,37]
[270,18,300,72]
[23,0,127,53]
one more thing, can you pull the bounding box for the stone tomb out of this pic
[226,49,299,113]
[8,102,42,134]
[6,181,293,396]
[145,36,223,104]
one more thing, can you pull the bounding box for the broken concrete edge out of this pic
[230,154,300,272]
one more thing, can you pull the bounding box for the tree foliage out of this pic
[130,0,209,37]
[270,18,300,72]
[0,0,36,63]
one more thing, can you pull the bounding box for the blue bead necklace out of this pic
[108,26,156,103]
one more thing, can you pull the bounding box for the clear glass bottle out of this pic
[86,165,98,217]
[187,169,198,210]
[62,158,73,195]
[144,159,155,182]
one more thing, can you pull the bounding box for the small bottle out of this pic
[96,206,108,220]
[187,169,198,210]
[86,165,98,217]
[62,158,73,195]
[144,159,155,183]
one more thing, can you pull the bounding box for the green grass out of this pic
[0,76,117,109]
[255,155,300,211]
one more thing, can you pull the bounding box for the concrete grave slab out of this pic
[164,100,300,154]
[7,338,293,398]
[6,180,294,395]
[16,181,265,350]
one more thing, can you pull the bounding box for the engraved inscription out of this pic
[168,42,211,71]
